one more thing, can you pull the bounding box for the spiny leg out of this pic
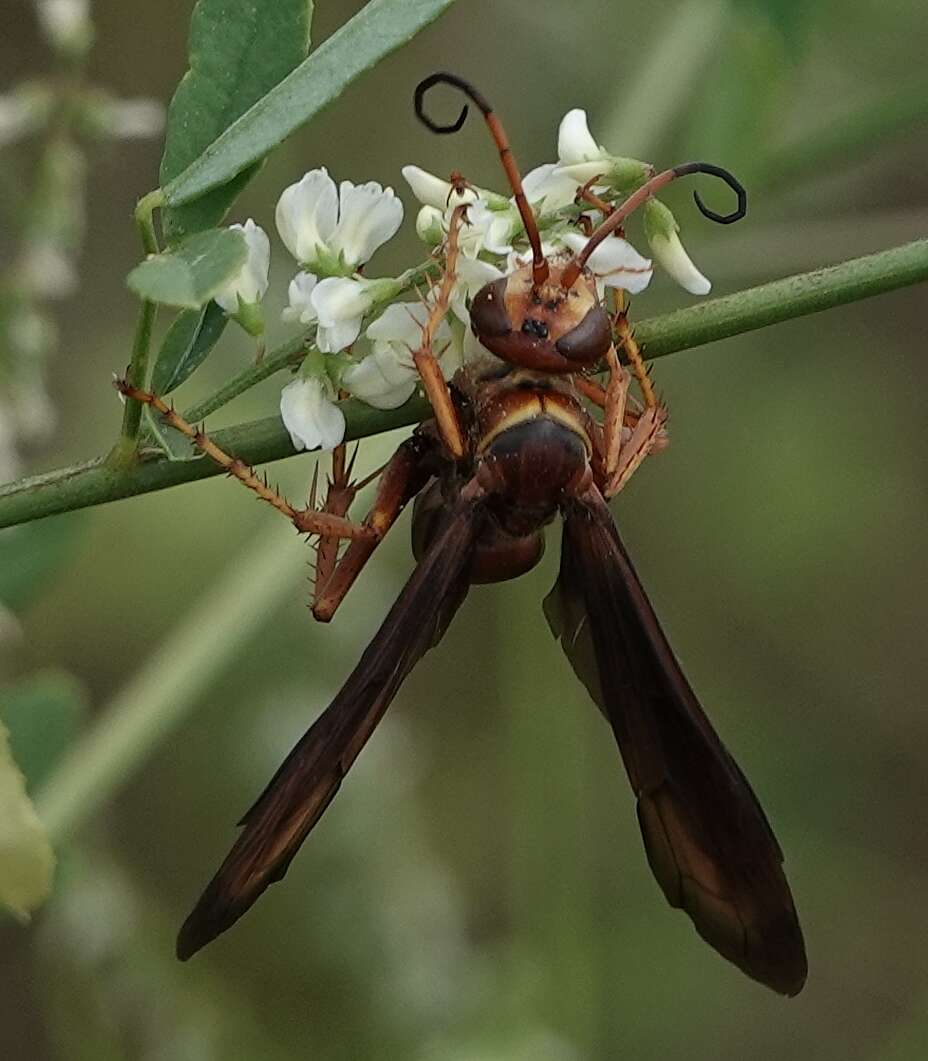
[411,204,469,460]
[115,382,374,542]
[310,443,362,599]
[615,307,658,411]
[312,434,438,622]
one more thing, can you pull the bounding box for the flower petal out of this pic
[214,219,270,313]
[275,169,338,264]
[330,180,403,268]
[279,377,345,452]
[281,271,319,324]
[522,162,580,213]
[649,231,711,295]
[557,109,602,164]
[342,356,416,409]
[402,165,477,210]
[561,232,653,293]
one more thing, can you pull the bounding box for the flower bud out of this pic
[644,199,711,296]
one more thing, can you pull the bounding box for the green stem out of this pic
[111,190,165,462]
[36,517,309,842]
[1,239,925,529]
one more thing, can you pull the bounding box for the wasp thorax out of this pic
[469,261,612,373]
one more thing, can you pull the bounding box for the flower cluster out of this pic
[212,107,715,455]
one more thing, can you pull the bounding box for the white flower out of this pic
[279,376,345,452]
[644,198,711,295]
[648,230,711,295]
[311,275,399,353]
[37,0,92,54]
[100,97,165,140]
[450,255,504,324]
[415,205,445,246]
[275,169,338,267]
[522,162,581,214]
[281,271,319,325]
[213,219,270,314]
[343,301,460,410]
[560,232,653,295]
[457,199,516,258]
[341,353,416,410]
[402,165,478,210]
[328,180,403,267]
[275,169,402,274]
[555,109,651,192]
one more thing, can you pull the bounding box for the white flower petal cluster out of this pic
[342,301,461,410]
[279,376,345,452]
[213,218,270,318]
[282,272,401,354]
[277,168,404,353]
[276,168,402,275]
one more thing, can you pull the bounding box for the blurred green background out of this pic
[2,0,927,1058]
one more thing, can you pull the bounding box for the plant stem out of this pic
[111,190,164,462]
[1,239,925,529]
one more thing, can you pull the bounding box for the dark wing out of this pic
[544,486,807,995]
[177,485,487,960]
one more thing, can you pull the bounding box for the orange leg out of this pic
[115,382,374,542]
[411,204,469,460]
[312,435,438,622]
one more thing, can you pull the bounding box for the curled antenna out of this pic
[414,72,549,287]
[560,161,747,290]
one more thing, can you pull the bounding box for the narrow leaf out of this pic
[127,229,247,310]
[0,721,55,920]
[151,302,228,395]
[163,0,458,207]
[160,0,314,242]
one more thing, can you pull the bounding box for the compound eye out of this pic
[521,317,549,339]
[470,278,511,339]
[555,303,612,364]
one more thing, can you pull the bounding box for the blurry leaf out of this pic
[0,721,55,920]
[0,516,80,613]
[126,228,246,309]
[151,301,228,394]
[160,0,315,242]
[163,0,459,208]
[0,670,87,792]
[142,405,198,461]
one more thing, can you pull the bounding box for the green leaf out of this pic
[0,670,87,792]
[160,0,314,242]
[163,0,458,208]
[151,301,229,394]
[127,228,247,309]
[0,720,55,920]
[142,406,198,462]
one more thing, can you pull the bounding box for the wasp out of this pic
[120,72,806,994]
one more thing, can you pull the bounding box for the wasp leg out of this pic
[411,204,469,461]
[615,309,658,410]
[310,443,363,602]
[601,344,630,483]
[312,434,439,622]
[115,382,373,542]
